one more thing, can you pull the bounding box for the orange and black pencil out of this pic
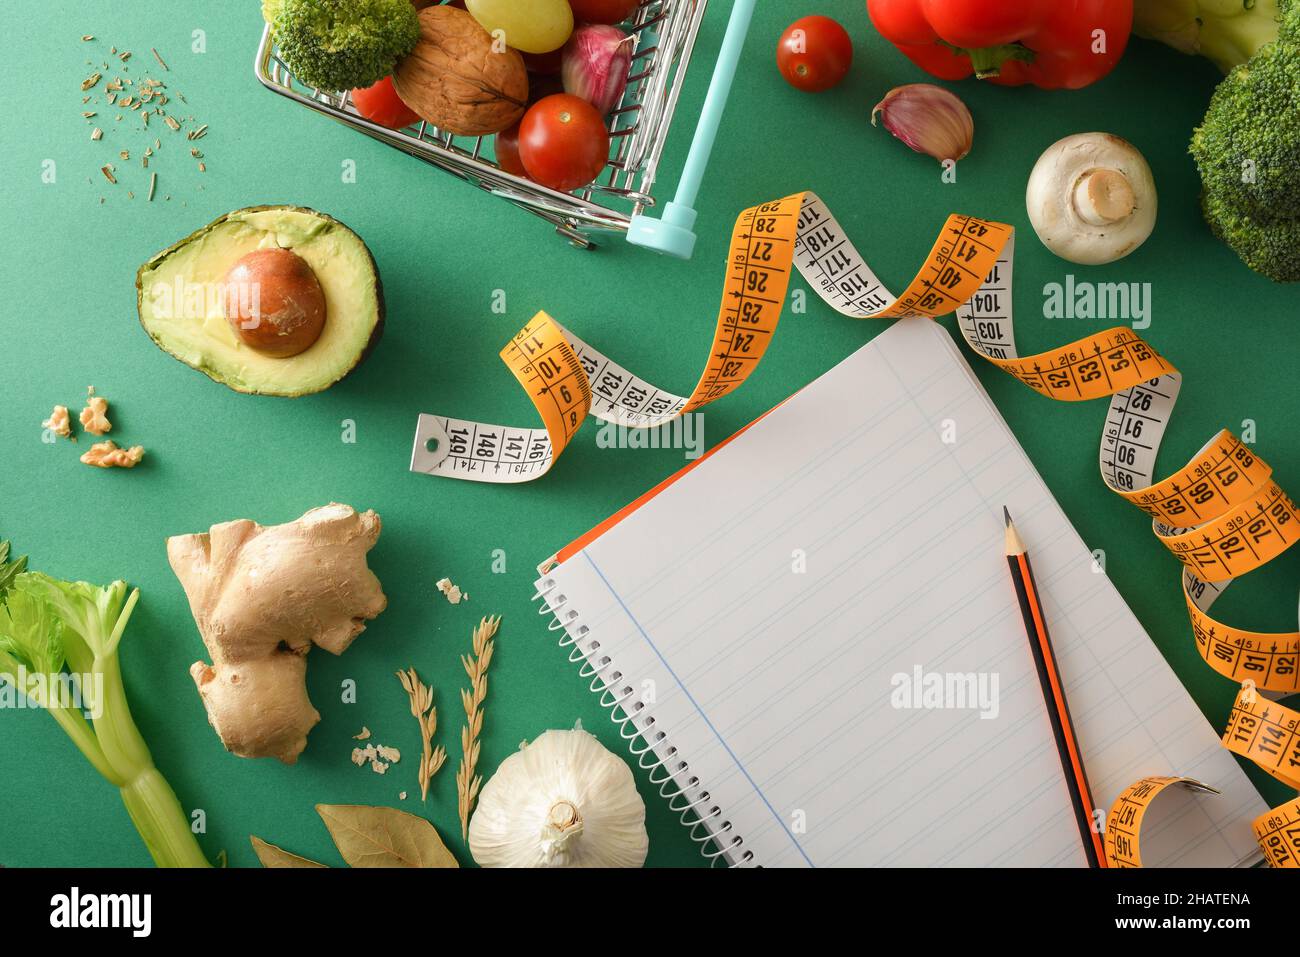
[1003,506,1107,868]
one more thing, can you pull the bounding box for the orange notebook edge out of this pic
[538,399,794,575]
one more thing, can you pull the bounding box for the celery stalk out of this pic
[0,561,210,868]
[120,768,211,868]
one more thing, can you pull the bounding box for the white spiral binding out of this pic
[533,578,755,868]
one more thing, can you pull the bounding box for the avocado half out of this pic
[136,206,384,396]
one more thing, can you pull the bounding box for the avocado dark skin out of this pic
[136,205,385,397]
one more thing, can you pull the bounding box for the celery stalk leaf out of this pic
[0,540,28,602]
[18,572,129,661]
[0,585,68,706]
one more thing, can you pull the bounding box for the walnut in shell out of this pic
[393,6,528,137]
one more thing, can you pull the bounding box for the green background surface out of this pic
[2,0,1297,868]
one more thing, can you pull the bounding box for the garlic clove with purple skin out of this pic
[871,83,974,164]
[562,25,634,116]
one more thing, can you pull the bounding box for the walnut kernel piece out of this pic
[43,405,73,439]
[80,392,112,435]
[351,742,400,774]
[80,440,144,469]
[436,576,467,604]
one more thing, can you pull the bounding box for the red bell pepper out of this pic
[867,0,1133,89]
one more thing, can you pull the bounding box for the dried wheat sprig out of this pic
[396,667,447,801]
[456,615,500,840]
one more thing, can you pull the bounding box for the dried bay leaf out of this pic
[316,804,459,868]
[250,835,327,868]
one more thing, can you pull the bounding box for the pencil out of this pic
[1003,506,1107,868]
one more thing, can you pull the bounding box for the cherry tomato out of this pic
[495,120,526,176]
[350,76,420,129]
[568,0,641,24]
[776,15,853,93]
[518,94,609,191]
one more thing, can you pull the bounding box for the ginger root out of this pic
[168,503,387,763]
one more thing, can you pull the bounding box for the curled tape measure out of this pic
[409,191,1300,867]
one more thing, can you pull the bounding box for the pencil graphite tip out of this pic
[1003,509,1027,555]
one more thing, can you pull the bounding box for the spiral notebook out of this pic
[534,317,1266,867]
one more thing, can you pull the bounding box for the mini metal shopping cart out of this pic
[254,0,758,259]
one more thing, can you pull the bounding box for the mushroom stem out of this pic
[1025,132,1157,265]
[1072,168,1137,226]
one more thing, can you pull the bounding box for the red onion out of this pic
[561,25,633,116]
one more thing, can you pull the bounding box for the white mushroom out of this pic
[1025,133,1157,265]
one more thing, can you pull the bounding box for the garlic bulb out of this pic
[468,729,648,868]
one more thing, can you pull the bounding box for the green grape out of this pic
[467,0,574,54]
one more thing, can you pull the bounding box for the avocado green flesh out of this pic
[137,207,381,396]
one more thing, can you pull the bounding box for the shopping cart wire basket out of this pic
[254,0,758,260]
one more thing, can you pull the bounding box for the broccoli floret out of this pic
[1201,191,1300,282]
[1189,5,1300,281]
[274,0,419,93]
[262,0,285,27]
[1135,0,1293,72]
[1191,33,1300,217]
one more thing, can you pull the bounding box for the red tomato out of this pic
[568,0,641,25]
[351,76,420,129]
[518,94,609,191]
[495,120,526,176]
[776,15,853,92]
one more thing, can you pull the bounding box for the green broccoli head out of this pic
[1190,6,1300,281]
[274,0,419,93]
[1201,190,1300,282]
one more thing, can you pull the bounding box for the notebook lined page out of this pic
[541,317,1265,867]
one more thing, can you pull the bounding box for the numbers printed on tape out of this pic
[1253,796,1300,868]
[1221,689,1300,868]
[1116,430,1268,525]
[1223,687,1300,791]
[1103,776,1220,868]
[1187,568,1300,694]
[410,191,1300,866]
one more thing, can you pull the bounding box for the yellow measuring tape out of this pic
[409,191,1300,867]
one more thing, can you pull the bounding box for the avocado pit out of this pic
[223,247,326,358]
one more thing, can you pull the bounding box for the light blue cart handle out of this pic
[626,0,758,260]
